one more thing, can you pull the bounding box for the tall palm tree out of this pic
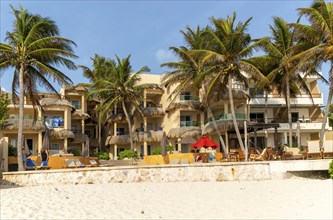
[161,26,229,157]
[252,17,323,148]
[87,55,150,150]
[293,0,333,150]
[193,13,265,153]
[0,6,77,171]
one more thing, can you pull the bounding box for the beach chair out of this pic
[89,159,99,167]
[249,148,268,161]
[307,142,323,160]
[73,159,86,167]
[323,140,333,159]
[65,159,77,168]
[282,148,307,160]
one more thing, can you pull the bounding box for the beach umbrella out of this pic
[160,131,167,156]
[42,128,51,150]
[178,136,196,145]
[190,136,218,150]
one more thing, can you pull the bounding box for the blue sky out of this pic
[0,0,330,105]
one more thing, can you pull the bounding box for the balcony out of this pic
[249,93,323,106]
[180,121,199,127]
[105,135,131,145]
[179,95,199,101]
[134,130,163,142]
[205,113,246,124]
[203,113,247,135]
[4,118,45,131]
[142,105,164,117]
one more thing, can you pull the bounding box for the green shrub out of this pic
[152,145,175,155]
[119,150,138,160]
[328,160,333,179]
[68,149,80,156]
[8,144,17,156]
[96,152,109,160]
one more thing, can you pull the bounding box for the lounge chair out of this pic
[307,142,323,160]
[322,140,333,159]
[170,159,180,164]
[282,148,307,160]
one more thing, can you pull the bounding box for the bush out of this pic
[119,150,138,160]
[328,160,333,179]
[8,144,17,156]
[67,149,80,156]
[94,152,109,160]
[152,145,175,155]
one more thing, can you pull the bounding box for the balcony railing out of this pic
[179,95,199,101]
[180,121,199,127]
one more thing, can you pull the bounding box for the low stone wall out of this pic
[1,160,331,187]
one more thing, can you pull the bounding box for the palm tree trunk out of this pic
[17,63,25,171]
[264,92,268,147]
[122,101,134,150]
[228,75,245,152]
[286,76,293,148]
[207,107,228,157]
[319,63,333,151]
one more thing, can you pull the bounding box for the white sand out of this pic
[1,179,332,220]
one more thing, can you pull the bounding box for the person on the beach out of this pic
[41,148,49,166]
[22,147,30,170]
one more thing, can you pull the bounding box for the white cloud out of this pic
[155,49,174,63]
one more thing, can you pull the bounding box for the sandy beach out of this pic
[1,178,332,220]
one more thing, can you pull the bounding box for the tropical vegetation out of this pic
[0,93,10,129]
[0,5,77,171]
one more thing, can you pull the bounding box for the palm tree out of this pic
[293,0,333,151]
[252,17,324,148]
[161,26,229,157]
[0,6,77,171]
[87,55,150,151]
[193,13,265,153]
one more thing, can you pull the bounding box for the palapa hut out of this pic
[105,135,131,145]
[133,130,163,142]
[168,126,202,139]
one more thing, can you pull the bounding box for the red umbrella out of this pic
[190,136,218,149]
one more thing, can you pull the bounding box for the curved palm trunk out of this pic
[286,76,293,148]
[228,75,245,152]
[319,64,333,151]
[207,107,228,157]
[17,64,24,171]
[122,101,134,150]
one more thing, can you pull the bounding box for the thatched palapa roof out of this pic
[166,101,202,112]
[168,126,202,139]
[73,132,89,142]
[134,130,163,142]
[40,98,72,108]
[72,110,91,119]
[105,135,131,145]
[142,107,164,117]
[50,129,75,139]
[4,119,45,131]
[202,119,247,135]
[106,113,127,123]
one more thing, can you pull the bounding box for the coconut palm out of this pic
[293,0,333,150]
[193,13,266,153]
[251,17,325,148]
[161,26,231,157]
[87,55,150,150]
[0,6,77,171]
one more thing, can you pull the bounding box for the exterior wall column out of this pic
[143,117,148,156]
[64,138,68,153]
[114,144,118,160]
[284,131,288,144]
[224,102,229,114]
[225,131,229,152]
[81,118,85,153]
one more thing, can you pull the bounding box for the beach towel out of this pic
[26,158,36,167]
[41,160,48,166]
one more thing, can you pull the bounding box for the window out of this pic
[291,112,299,123]
[44,116,64,128]
[10,139,18,148]
[180,115,193,127]
[50,143,60,151]
[180,92,191,100]
[71,124,78,133]
[250,113,265,123]
[117,128,125,135]
[71,100,81,109]
[147,123,153,131]
[249,88,264,97]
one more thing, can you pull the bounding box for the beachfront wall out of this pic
[1,160,331,187]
